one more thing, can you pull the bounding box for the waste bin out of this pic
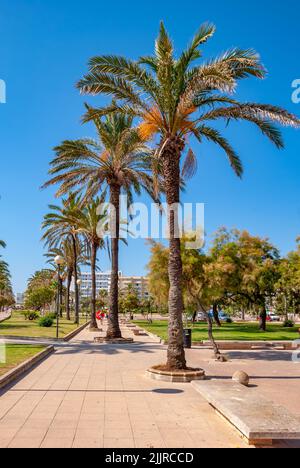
[183,329,192,349]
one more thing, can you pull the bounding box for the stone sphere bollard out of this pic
[232,371,250,387]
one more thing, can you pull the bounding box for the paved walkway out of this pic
[0,324,250,449]
[0,323,299,448]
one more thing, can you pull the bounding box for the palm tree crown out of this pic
[77,22,299,177]
[43,113,157,205]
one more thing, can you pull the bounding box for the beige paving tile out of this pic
[104,438,135,448]
[0,324,295,449]
[40,437,74,448]
[8,437,43,448]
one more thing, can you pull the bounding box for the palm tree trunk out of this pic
[162,136,186,370]
[66,268,72,321]
[71,234,80,325]
[106,184,122,339]
[90,241,98,330]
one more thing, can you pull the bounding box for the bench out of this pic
[191,381,300,446]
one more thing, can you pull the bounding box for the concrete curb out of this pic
[0,346,54,390]
[0,321,91,344]
[133,325,299,350]
[133,325,166,345]
[63,321,91,341]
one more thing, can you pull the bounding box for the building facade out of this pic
[15,293,25,307]
[79,272,149,299]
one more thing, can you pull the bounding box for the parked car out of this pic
[208,310,230,322]
[197,312,207,322]
[267,313,281,322]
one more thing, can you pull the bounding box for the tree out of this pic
[276,239,300,319]
[25,286,55,311]
[77,22,299,369]
[43,113,157,340]
[46,239,89,320]
[147,235,224,359]
[207,228,280,331]
[147,241,169,309]
[97,289,109,309]
[0,241,14,309]
[42,194,83,324]
[25,269,56,312]
[70,197,108,329]
[119,284,140,319]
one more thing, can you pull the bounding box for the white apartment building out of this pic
[15,293,25,307]
[79,272,149,299]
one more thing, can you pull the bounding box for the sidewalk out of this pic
[0,324,249,449]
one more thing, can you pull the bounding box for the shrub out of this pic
[46,313,57,320]
[226,317,233,324]
[22,310,40,321]
[38,316,54,328]
[283,319,295,328]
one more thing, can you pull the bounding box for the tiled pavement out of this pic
[0,324,299,448]
[0,325,249,449]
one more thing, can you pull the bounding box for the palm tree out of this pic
[43,113,157,339]
[42,194,83,324]
[0,241,14,310]
[69,197,109,329]
[77,22,300,370]
[45,239,89,320]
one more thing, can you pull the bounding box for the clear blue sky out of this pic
[1,0,300,293]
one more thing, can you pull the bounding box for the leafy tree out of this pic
[43,113,157,339]
[207,228,280,331]
[25,286,56,311]
[147,241,169,308]
[147,235,224,359]
[97,289,109,310]
[77,22,300,369]
[275,239,300,318]
[119,284,140,319]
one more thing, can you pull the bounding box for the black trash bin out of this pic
[183,329,192,349]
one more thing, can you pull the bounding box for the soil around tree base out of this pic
[94,337,134,344]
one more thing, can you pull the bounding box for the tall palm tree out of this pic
[45,239,89,320]
[43,113,158,339]
[42,194,83,324]
[77,22,300,369]
[69,197,109,329]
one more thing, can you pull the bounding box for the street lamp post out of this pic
[54,255,65,339]
[77,279,82,323]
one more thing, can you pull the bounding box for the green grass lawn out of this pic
[0,344,45,377]
[134,320,300,342]
[0,311,86,339]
